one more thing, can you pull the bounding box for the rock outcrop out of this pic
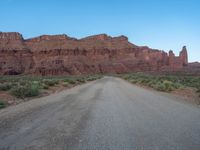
[0,32,189,76]
[182,62,200,75]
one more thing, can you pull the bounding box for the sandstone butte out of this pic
[0,32,197,76]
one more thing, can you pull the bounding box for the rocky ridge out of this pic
[0,32,189,75]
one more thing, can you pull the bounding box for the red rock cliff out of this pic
[0,32,188,75]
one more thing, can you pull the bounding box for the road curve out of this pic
[0,77,200,150]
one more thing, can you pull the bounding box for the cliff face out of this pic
[0,32,188,75]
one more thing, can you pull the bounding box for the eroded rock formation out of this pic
[0,32,189,75]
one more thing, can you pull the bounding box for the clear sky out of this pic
[0,0,199,62]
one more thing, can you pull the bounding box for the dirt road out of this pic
[0,77,200,150]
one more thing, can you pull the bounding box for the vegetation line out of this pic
[0,75,103,109]
[119,73,200,104]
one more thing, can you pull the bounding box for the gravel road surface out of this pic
[0,77,200,150]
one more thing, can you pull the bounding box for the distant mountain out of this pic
[0,32,189,75]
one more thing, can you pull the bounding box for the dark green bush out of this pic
[0,83,12,91]
[147,80,156,88]
[26,84,40,97]
[153,82,166,91]
[11,86,26,98]
[146,80,174,92]
[19,80,29,86]
[11,84,40,98]
[77,78,86,83]
[0,100,7,109]
[197,86,200,93]
[86,77,95,81]
[173,83,182,89]
[63,78,76,84]
[42,79,59,86]
[40,83,49,89]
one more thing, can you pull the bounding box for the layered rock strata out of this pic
[0,32,188,75]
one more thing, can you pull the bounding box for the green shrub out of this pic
[122,75,131,80]
[32,81,40,85]
[26,84,40,97]
[197,86,200,93]
[11,84,40,98]
[163,80,174,91]
[120,73,190,92]
[19,80,30,86]
[42,79,59,86]
[63,78,76,84]
[147,81,156,87]
[11,86,27,98]
[0,100,7,109]
[153,82,166,91]
[77,78,86,83]
[41,83,49,89]
[130,79,137,84]
[152,81,174,92]
[173,83,183,89]
[0,83,12,91]
[69,80,76,84]
[86,77,95,81]
[86,78,92,81]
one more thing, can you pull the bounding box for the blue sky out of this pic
[0,0,199,62]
